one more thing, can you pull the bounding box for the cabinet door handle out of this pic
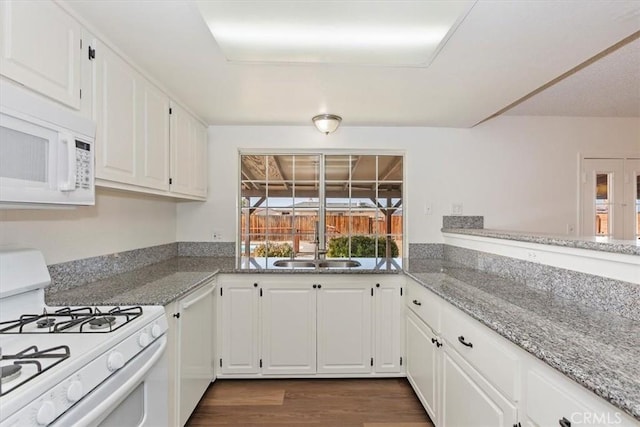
[313,284,317,289]
[412,300,422,306]
[172,313,180,319]
[431,338,437,345]
[317,284,322,289]
[458,336,473,348]
[559,417,571,427]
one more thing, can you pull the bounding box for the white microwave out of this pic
[0,81,96,207]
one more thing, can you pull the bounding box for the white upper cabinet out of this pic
[1,0,206,200]
[94,43,138,185]
[137,80,170,191]
[93,43,171,191]
[0,0,81,109]
[170,103,208,198]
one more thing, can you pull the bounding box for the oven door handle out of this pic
[69,336,167,427]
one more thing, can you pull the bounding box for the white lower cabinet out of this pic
[441,347,517,427]
[217,274,404,378]
[406,277,518,427]
[406,310,440,423]
[261,283,316,375]
[166,278,216,427]
[405,277,640,427]
[316,281,372,374]
[219,280,260,375]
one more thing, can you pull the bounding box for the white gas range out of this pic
[0,249,168,427]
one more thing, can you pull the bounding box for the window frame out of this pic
[236,149,407,269]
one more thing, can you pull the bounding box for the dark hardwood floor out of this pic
[186,378,434,426]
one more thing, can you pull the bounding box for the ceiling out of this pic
[61,1,640,128]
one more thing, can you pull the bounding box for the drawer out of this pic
[527,370,591,427]
[406,279,442,332]
[440,303,519,401]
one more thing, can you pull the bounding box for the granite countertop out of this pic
[45,256,397,306]
[442,228,640,256]
[406,258,640,420]
[46,257,235,306]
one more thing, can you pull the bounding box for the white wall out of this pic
[0,188,177,265]
[177,116,640,245]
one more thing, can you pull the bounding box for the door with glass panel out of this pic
[581,158,639,240]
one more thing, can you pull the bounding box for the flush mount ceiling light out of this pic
[195,1,476,67]
[313,114,342,135]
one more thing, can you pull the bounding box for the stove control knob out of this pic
[66,381,83,402]
[36,401,56,425]
[138,332,150,347]
[107,351,125,371]
[151,323,162,338]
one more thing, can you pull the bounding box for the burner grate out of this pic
[0,306,143,334]
[0,345,70,396]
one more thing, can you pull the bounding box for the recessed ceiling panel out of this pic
[195,0,476,66]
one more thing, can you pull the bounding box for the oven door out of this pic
[51,337,168,427]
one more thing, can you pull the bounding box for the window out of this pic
[239,153,403,269]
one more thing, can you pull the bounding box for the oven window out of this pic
[98,383,144,427]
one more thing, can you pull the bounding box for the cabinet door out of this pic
[316,283,372,374]
[374,282,402,373]
[137,81,170,190]
[261,283,316,375]
[441,347,518,427]
[406,311,439,424]
[219,283,260,374]
[0,0,81,109]
[170,104,207,198]
[178,282,215,427]
[94,43,137,184]
[169,103,193,195]
[191,121,208,198]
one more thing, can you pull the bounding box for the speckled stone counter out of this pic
[442,228,640,256]
[406,258,640,420]
[45,256,397,306]
[46,257,236,306]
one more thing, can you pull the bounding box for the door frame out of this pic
[578,152,640,239]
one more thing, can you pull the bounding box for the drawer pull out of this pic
[458,336,473,348]
[412,300,422,306]
[559,417,571,427]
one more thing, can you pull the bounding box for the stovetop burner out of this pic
[88,316,116,330]
[36,318,55,328]
[0,345,70,396]
[1,364,21,384]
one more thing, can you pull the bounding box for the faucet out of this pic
[313,221,327,260]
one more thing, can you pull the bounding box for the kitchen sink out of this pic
[273,259,361,269]
[316,260,361,268]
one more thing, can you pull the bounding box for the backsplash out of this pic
[48,243,177,291]
[443,245,639,321]
[47,242,236,291]
[442,215,484,229]
[408,243,444,259]
[177,242,235,257]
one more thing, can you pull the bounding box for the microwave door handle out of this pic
[58,133,76,191]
